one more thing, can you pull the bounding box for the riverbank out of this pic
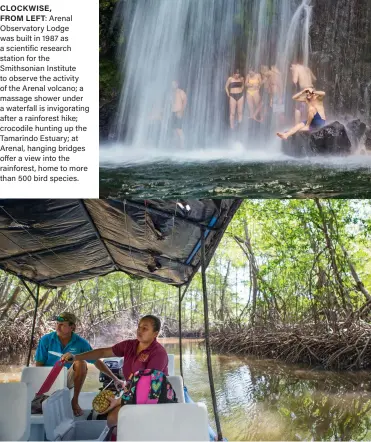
[209,322,371,370]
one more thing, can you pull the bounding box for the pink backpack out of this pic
[121,369,177,405]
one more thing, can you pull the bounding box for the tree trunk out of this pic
[315,199,350,312]
[0,286,21,320]
[129,280,137,319]
[0,275,10,306]
[340,244,371,303]
[219,260,231,322]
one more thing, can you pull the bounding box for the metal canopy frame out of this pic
[0,199,241,289]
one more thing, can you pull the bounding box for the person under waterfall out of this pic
[245,68,262,121]
[277,87,326,140]
[249,65,271,123]
[268,65,284,118]
[225,69,244,129]
[291,60,317,124]
[171,80,187,148]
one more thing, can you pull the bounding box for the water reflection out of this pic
[2,340,371,440]
[168,340,371,441]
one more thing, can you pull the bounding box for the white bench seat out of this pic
[0,382,30,441]
[21,366,68,440]
[43,388,109,441]
[117,403,209,441]
[167,375,185,403]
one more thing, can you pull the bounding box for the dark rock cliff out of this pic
[310,0,371,122]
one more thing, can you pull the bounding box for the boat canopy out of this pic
[0,199,241,288]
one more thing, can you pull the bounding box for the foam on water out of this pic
[100,139,371,169]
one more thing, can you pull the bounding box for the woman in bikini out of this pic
[245,68,262,121]
[277,87,326,140]
[225,69,244,129]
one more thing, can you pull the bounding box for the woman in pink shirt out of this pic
[61,315,169,426]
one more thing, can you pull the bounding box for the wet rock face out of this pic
[100,98,119,140]
[310,0,371,120]
[282,121,352,157]
[365,127,371,151]
[346,119,367,146]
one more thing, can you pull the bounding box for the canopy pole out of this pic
[178,286,184,379]
[26,284,39,367]
[201,229,223,441]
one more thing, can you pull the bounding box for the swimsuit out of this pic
[230,81,243,89]
[229,80,244,101]
[246,77,260,96]
[305,112,326,130]
[172,112,182,129]
[230,92,244,102]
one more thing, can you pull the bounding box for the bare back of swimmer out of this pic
[291,63,317,123]
[291,63,316,90]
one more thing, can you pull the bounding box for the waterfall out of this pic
[111,0,238,148]
[109,0,313,152]
[243,0,312,138]
[278,0,313,99]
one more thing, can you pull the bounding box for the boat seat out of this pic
[167,375,185,403]
[43,388,109,441]
[21,366,67,406]
[117,403,209,441]
[168,354,175,376]
[21,366,67,439]
[0,382,30,441]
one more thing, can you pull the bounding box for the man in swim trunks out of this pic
[291,61,317,123]
[277,87,326,140]
[171,80,187,148]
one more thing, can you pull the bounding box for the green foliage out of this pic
[99,0,119,56]
[100,58,120,102]
[99,0,120,102]
[1,200,371,343]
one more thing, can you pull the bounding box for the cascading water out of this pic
[109,0,314,152]
[244,0,312,139]
[278,0,312,96]
[111,0,238,149]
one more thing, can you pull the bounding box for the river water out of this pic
[2,339,371,440]
[100,145,371,199]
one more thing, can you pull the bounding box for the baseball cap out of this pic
[54,312,77,325]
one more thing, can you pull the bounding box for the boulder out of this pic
[282,121,352,157]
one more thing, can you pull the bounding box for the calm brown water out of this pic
[2,338,371,441]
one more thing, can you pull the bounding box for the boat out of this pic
[0,198,241,441]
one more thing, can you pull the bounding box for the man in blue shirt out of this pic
[35,312,120,416]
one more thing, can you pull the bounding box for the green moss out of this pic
[100,58,120,102]
[99,0,120,57]
[99,0,121,102]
